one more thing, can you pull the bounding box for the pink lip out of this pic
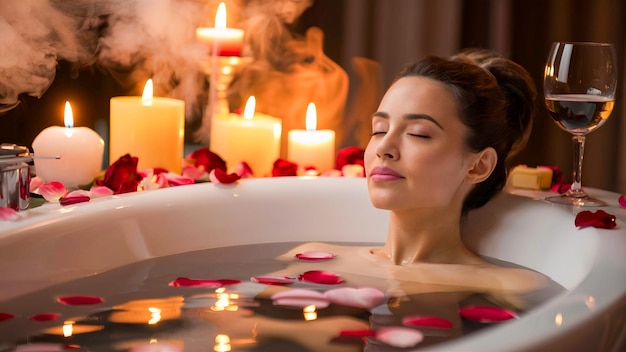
[369,166,404,181]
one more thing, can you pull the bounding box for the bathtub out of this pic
[0,177,624,351]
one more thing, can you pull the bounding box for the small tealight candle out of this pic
[210,96,282,177]
[32,101,105,188]
[288,102,336,172]
[110,79,185,172]
[196,2,244,57]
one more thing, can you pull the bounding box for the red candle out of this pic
[196,2,243,57]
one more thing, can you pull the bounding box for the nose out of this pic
[374,134,399,161]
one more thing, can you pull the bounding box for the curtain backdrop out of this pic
[304,0,625,193]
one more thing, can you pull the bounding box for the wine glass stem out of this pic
[569,135,586,195]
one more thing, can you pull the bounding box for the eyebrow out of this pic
[372,111,444,130]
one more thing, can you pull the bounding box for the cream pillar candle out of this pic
[32,101,104,188]
[287,102,336,173]
[210,96,281,177]
[196,2,244,57]
[110,79,185,173]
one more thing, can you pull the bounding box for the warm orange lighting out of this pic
[215,2,227,29]
[148,307,162,325]
[63,321,74,337]
[211,287,239,312]
[305,102,317,131]
[215,334,232,352]
[142,79,154,106]
[244,96,256,120]
[303,304,317,321]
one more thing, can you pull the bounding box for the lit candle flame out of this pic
[214,334,232,352]
[64,101,74,128]
[215,2,227,29]
[244,96,256,120]
[142,79,154,106]
[305,102,317,131]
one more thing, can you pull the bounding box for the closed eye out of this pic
[408,133,431,139]
[371,131,386,136]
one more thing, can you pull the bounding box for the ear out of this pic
[465,147,497,185]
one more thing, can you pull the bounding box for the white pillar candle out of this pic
[32,101,104,188]
[196,2,244,57]
[210,96,282,177]
[109,79,185,173]
[288,102,335,173]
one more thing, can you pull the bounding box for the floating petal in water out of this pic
[130,343,182,352]
[376,327,424,348]
[168,277,241,287]
[295,250,336,261]
[13,343,67,352]
[458,305,518,322]
[57,295,104,306]
[339,329,376,337]
[29,313,60,322]
[271,288,330,308]
[251,275,296,285]
[298,270,344,285]
[324,287,385,309]
[0,312,14,322]
[402,315,453,329]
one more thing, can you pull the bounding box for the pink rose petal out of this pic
[251,275,296,285]
[295,250,336,261]
[321,169,342,177]
[29,176,44,193]
[14,343,67,352]
[298,270,345,285]
[575,210,617,229]
[0,207,20,221]
[618,195,626,208]
[376,327,424,348]
[402,315,453,329]
[130,343,182,352]
[230,161,254,178]
[458,305,518,322]
[164,172,195,187]
[59,195,90,206]
[29,313,60,322]
[38,181,67,202]
[89,186,114,198]
[182,164,208,181]
[66,189,91,198]
[57,295,104,306]
[271,288,330,308]
[324,287,385,309]
[168,277,241,287]
[0,312,14,322]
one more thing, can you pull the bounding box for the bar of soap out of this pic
[509,166,553,190]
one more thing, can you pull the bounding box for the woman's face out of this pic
[365,76,478,212]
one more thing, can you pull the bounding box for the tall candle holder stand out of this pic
[199,56,252,142]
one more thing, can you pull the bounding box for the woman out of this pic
[366,49,536,265]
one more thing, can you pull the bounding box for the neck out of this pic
[376,207,483,265]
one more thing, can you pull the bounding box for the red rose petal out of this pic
[402,315,453,329]
[209,169,241,184]
[458,305,518,322]
[57,295,104,306]
[298,270,345,285]
[575,210,617,229]
[0,312,14,322]
[168,277,241,287]
[339,329,376,337]
[295,250,336,261]
[619,195,626,208]
[251,275,296,285]
[29,313,60,322]
[59,195,91,206]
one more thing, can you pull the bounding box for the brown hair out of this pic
[395,49,537,213]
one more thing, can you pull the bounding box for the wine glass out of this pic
[543,42,618,206]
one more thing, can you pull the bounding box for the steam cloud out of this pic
[0,0,243,137]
